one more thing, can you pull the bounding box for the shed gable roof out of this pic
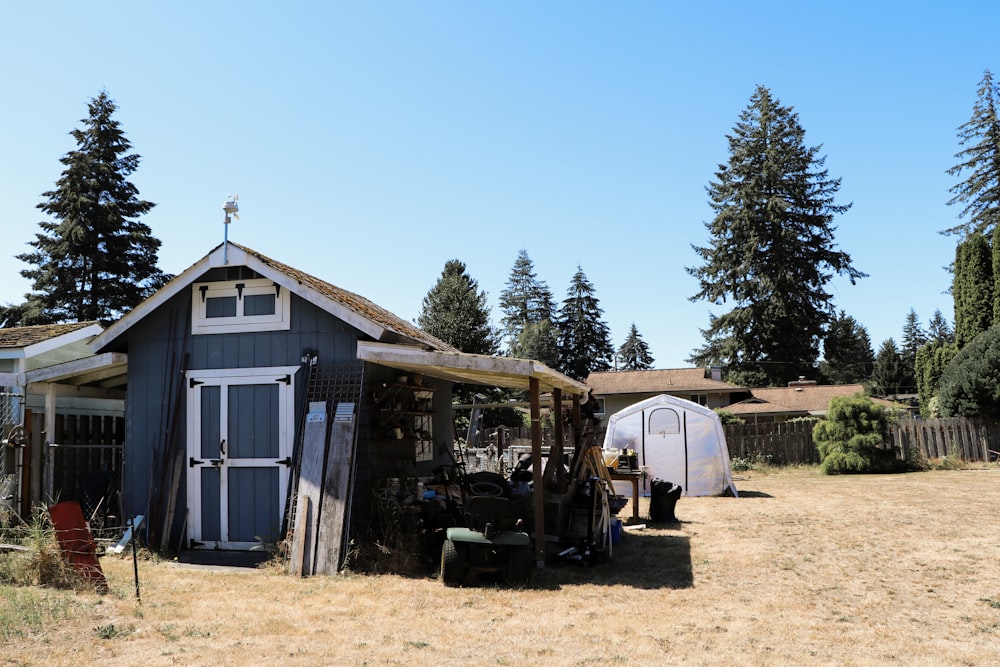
[93,242,455,353]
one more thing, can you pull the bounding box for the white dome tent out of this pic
[602,394,738,497]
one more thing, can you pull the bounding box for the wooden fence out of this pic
[723,420,820,465]
[481,417,1000,468]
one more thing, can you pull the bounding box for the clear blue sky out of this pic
[1,2,994,369]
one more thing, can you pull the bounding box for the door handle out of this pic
[220,439,226,455]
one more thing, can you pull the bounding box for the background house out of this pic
[724,378,907,423]
[586,368,749,419]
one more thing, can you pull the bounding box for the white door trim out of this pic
[185,365,299,549]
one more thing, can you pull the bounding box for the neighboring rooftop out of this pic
[725,380,904,417]
[586,368,744,395]
[0,321,99,349]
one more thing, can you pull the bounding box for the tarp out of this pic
[602,394,738,497]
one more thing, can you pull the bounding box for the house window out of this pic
[593,397,606,416]
[192,279,290,334]
[690,394,707,406]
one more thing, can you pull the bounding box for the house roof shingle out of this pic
[0,322,98,349]
[236,244,455,352]
[94,243,455,354]
[725,383,903,416]
[585,368,743,395]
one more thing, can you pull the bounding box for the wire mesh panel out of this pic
[283,361,365,539]
[1,390,24,518]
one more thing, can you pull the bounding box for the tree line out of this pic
[5,69,1000,423]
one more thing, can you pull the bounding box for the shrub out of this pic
[938,323,1000,418]
[813,394,900,474]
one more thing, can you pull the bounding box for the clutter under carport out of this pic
[359,437,653,586]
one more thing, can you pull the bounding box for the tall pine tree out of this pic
[927,309,954,344]
[952,232,993,348]
[416,259,498,356]
[820,311,874,384]
[14,91,166,325]
[617,323,654,371]
[687,86,866,386]
[944,69,1000,238]
[416,260,520,428]
[870,338,906,397]
[509,320,560,368]
[498,250,556,354]
[556,266,614,381]
[900,308,928,393]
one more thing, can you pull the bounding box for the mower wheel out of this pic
[441,538,466,587]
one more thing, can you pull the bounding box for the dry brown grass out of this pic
[4,466,1000,666]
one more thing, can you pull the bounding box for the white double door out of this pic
[185,366,298,550]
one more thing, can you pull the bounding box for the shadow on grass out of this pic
[734,490,773,498]
[532,530,693,590]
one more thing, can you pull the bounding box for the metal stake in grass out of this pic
[130,516,141,602]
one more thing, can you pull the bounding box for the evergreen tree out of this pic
[814,394,899,474]
[915,339,959,415]
[509,319,560,368]
[952,232,993,348]
[556,266,614,381]
[498,250,555,353]
[900,309,928,392]
[943,69,1000,238]
[994,222,1000,321]
[938,323,1000,418]
[617,323,654,371]
[417,260,519,429]
[14,91,166,325]
[870,338,905,397]
[819,311,874,384]
[927,309,954,344]
[687,85,866,386]
[416,259,498,355]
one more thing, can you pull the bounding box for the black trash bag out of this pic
[649,478,682,523]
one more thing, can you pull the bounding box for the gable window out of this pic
[192,278,290,334]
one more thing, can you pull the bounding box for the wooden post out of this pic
[530,377,545,569]
[552,388,564,489]
[44,383,57,503]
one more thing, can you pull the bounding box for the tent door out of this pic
[644,407,687,493]
[185,367,297,550]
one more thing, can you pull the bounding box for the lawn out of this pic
[3,466,1000,666]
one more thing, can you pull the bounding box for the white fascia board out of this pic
[22,322,104,359]
[24,352,128,384]
[92,244,387,351]
[92,254,217,352]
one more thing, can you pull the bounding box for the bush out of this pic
[813,394,900,475]
[938,323,1000,418]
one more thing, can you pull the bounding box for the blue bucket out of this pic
[611,518,622,545]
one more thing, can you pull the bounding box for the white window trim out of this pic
[191,278,290,335]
